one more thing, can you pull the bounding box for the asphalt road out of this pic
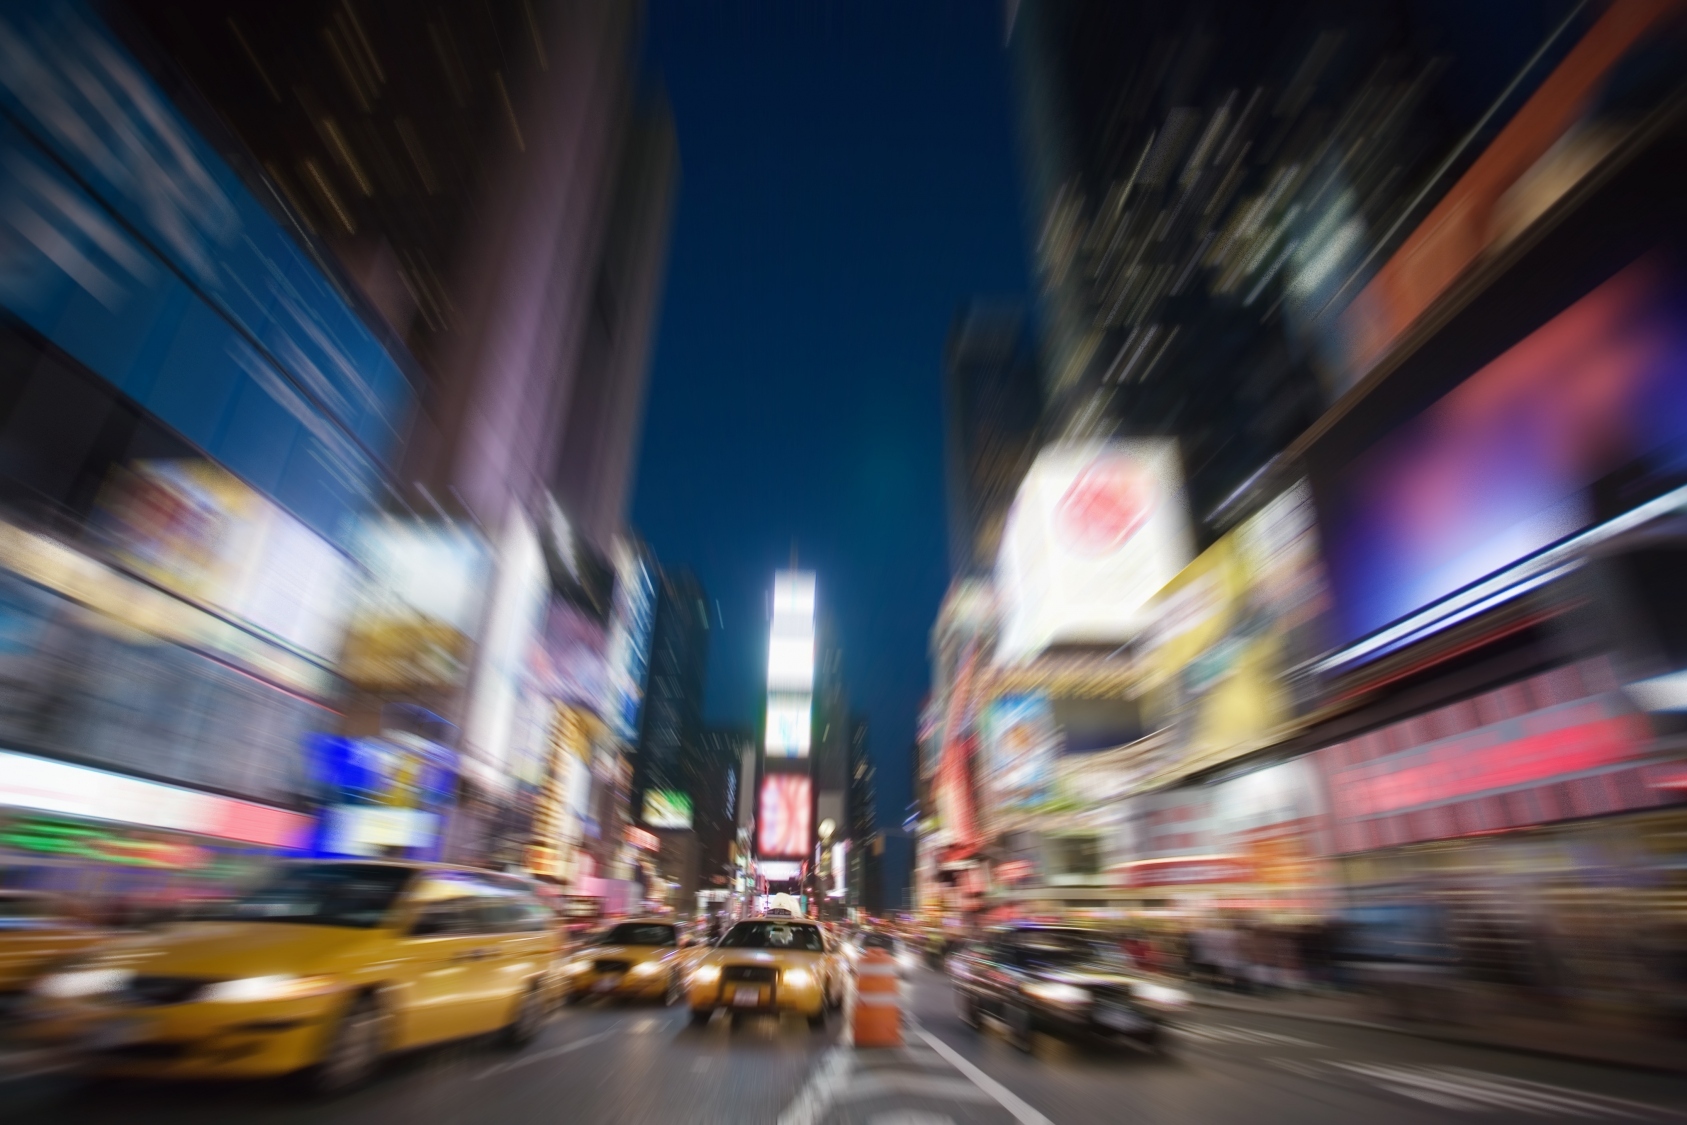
[8,965,1687,1124]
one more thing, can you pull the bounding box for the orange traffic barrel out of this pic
[852,948,902,1047]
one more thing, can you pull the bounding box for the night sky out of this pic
[630,2,1031,906]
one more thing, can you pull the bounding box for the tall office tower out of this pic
[633,568,710,820]
[1009,0,1576,534]
[127,3,677,847]
[692,727,755,905]
[846,714,882,913]
[943,304,1041,577]
[759,571,817,897]
[127,0,671,539]
[0,3,416,887]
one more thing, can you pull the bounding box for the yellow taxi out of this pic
[0,891,109,1000]
[26,860,559,1094]
[558,919,688,1003]
[685,917,844,1028]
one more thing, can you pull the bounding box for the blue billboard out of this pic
[0,1,412,545]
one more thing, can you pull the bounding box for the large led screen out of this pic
[1325,251,1687,648]
[995,440,1192,663]
[757,773,812,857]
[642,789,693,830]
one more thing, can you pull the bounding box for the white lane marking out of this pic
[777,1046,855,1125]
[1174,1023,1317,1048]
[868,1114,957,1125]
[473,1028,617,1081]
[832,1072,995,1105]
[1301,1060,1683,1119]
[913,1027,1055,1125]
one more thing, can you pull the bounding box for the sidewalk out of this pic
[1187,982,1687,1075]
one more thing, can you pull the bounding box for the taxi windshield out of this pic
[204,864,416,928]
[719,921,823,950]
[599,923,676,946]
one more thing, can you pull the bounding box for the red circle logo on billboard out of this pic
[1056,456,1155,555]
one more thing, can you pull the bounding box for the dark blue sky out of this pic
[630,2,1030,904]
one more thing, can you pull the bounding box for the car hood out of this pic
[699,948,822,968]
[85,921,367,978]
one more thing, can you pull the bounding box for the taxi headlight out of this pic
[33,968,132,999]
[1024,981,1090,1007]
[690,964,720,985]
[781,968,815,989]
[199,975,339,1003]
[630,961,664,976]
[561,960,590,976]
[1131,981,1189,1008]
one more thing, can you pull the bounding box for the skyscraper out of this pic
[633,568,710,816]
[125,1,677,864]
[1009,0,1576,535]
[847,714,882,913]
[943,304,1041,578]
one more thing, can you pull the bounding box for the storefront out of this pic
[1119,754,1337,923]
[0,748,314,918]
[1314,655,1687,1017]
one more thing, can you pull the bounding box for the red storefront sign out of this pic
[1114,856,1253,888]
[994,859,1035,883]
[1319,657,1677,853]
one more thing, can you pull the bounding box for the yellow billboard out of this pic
[1141,482,1330,782]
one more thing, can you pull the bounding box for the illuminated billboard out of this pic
[765,694,812,757]
[758,773,812,857]
[1142,480,1331,780]
[642,789,693,829]
[342,517,490,690]
[831,839,848,897]
[980,694,1058,813]
[995,440,1192,663]
[1321,251,1687,654]
[604,539,656,740]
[766,636,814,691]
[765,569,816,756]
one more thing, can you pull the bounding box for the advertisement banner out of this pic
[604,539,656,741]
[1142,480,1331,782]
[341,518,490,690]
[758,774,812,858]
[642,789,694,830]
[1322,250,1687,651]
[996,440,1193,663]
[95,459,354,666]
[980,693,1058,814]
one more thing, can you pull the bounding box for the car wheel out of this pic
[307,993,386,1097]
[956,990,980,1030]
[501,985,544,1049]
[1004,1002,1034,1053]
[688,1007,713,1027]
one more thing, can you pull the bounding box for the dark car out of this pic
[950,925,1187,1052]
